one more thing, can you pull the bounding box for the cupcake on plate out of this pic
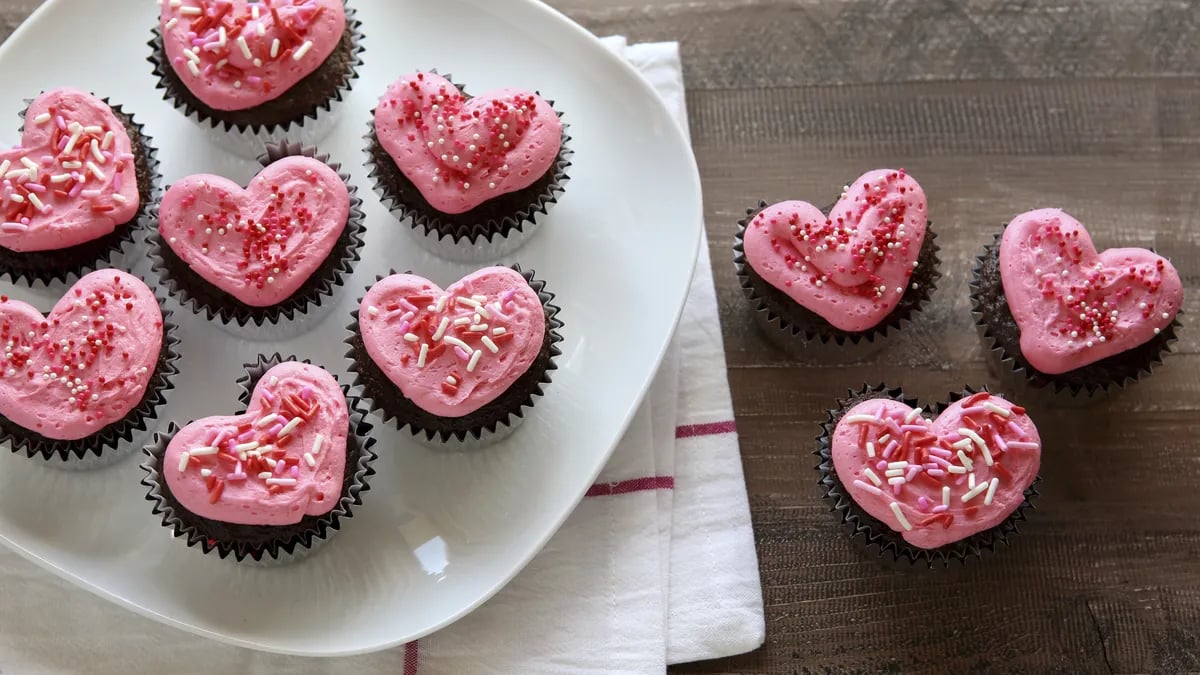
[817,385,1041,566]
[734,169,940,361]
[149,0,363,158]
[0,88,160,285]
[150,141,364,340]
[141,355,376,564]
[971,208,1183,398]
[346,265,563,446]
[0,270,180,469]
[366,71,571,262]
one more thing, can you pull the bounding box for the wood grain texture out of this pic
[1,1,1198,673]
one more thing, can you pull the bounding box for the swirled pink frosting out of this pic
[373,72,562,214]
[0,270,163,440]
[158,156,350,307]
[159,0,346,111]
[163,361,349,526]
[999,208,1184,374]
[832,393,1040,550]
[359,267,546,418]
[0,89,140,253]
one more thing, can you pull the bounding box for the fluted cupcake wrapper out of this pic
[969,232,1182,402]
[140,353,377,566]
[148,139,366,341]
[0,96,162,287]
[364,72,572,264]
[816,383,1041,568]
[345,264,564,447]
[147,5,364,160]
[1,277,180,470]
[733,200,942,364]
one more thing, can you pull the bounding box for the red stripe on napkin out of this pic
[404,641,419,675]
[586,476,675,497]
[675,420,737,439]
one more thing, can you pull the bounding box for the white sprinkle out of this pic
[182,48,200,64]
[431,317,450,341]
[961,482,989,503]
[854,480,884,496]
[112,194,127,204]
[417,343,429,368]
[404,333,420,343]
[266,478,297,487]
[312,434,324,456]
[179,5,202,15]
[304,453,316,468]
[942,486,951,507]
[27,193,45,212]
[200,468,213,478]
[948,466,968,474]
[278,417,302,438]
[885,469,905,478]
[443,336,470,350]
[255,413,278,428]
[258,472,273,480]
[293,40,313,61]
[190,446,219,457]
[237,35,252,60]
[270,38,280,59]
[983,402,1011,417]
[467,350,483,372]
[177,452,191,473]
[269,376,278,387]
[493,327,507,336]
[453,317,471,326]
[904,407,923,424]
[890,502,913,531]
[33,112,51,125]
[984,478,1000,506]
[959,428,987,452]
[864,468,883,486]
[367,305,379,317]
[887,477,906,485]
[957,450,974,471]
[481,336,499,353]
[844,414,879,425]
[234,441,259,452]
[165,17,178,30]
[952,438,974,450]
[445,376,457,386]
[969,473,976,490]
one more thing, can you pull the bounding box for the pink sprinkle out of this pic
[290,466,300,478]
[1,223,28,233]
[237,429,255,443]
[81,189,103,198]
[269,423,284,437]
[955,475,968,486]
[917,496,931,510]
[300,386,313,400]
[247,75,262,85]
[501,289,515,303]
[116,153,134,162]
[203,63,215,77]
[944,432,963,443]
[172,56,184,66]
[874,403,886,420]
[274,460,286,476]
[204,429,219,445]
[1006,421,1026,439]
[900,424,926,433]
[1008,441,1040,451]
[892,483,903,496]
[68,182,84,198]
[399,298,417,312]
[234,461,243,475]
[928,447,953,459]
[57,136,68,151]
[397,321,411,334]
[885,418,904,436]
[24,182,45,193]
[961,406,987,415]
[875,460,888,471]
[932,505,950,514]
[54,115,66,130]
[904,466,920,481]
[927,469,946,478]
[881,439,900,459]
[930,456,953,469]
[39,154,53,163]
[227,473,247,482]
[454,346,470,361]
[991,432,1009,452]
[923,462,939,470]
[261,389,276,404]
[214,429,231,447]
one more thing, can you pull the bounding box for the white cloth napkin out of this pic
[0,38,764,674]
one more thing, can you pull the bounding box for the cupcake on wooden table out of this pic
[151,141,364,339]
[817,385,1042,566]
[150,0,363,157]
[734,169,940,361]
[971,208,1183,398]
[346,266,563,447]
[367,71,571,262]
[0,88,159,285]
[142,355,376,564]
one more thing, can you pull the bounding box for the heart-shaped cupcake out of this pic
[0,89,140,253]
[741,169,928,332]
[158,156,350,307]
[158,0,346,111]
[831,391,1040,550]
[0,270,163,440]
[999,209,1183,375]
[358,267,546,417]
[373,72,563,214]
[163,361,348,526]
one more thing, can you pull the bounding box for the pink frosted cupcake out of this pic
[366,71,571,262]
[734,169,941,360]
[346,265,564,446]
[818,385,1042,565]
[0,88,160,284]
[142,355,376,564]
[150,141,364,338]
[149,0,363,157]
[971,208,1184,396]
[0,270,180,468]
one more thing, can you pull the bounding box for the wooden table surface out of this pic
[4,1,1200,673]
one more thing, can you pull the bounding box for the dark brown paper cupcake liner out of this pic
[1,279,180,469]
[734,200,941,362]
[147,4,364,150]
[148,139,365,338]
[345,265,564,445]
[364,73,572,262]
[816,383,1040,567]
[0,96,162,286]
[140,353,377,565]
[970,232,1182,399]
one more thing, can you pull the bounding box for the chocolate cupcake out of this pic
[149,0,363,158]
[0,270,180,469]
[366,71,571,262]
[149,140,364,340]
[141,355,376,564]
[0,88,160,285]
[817,384,1042,566]
[971,208,1183,398]
[734,169,940,362]
[346,265,563,447]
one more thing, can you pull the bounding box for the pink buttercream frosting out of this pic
[0,270,163,440]
[742,169,928,332]
[163,361,348,526]
[999,208,1183,375]
[159,0,346,111]
[158,156,350,307]
[832,393,1040,550]
[0,88,140,253]
[359,267,546,418]
[373,72,562,214]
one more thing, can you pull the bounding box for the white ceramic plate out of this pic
[0,0,700,657]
